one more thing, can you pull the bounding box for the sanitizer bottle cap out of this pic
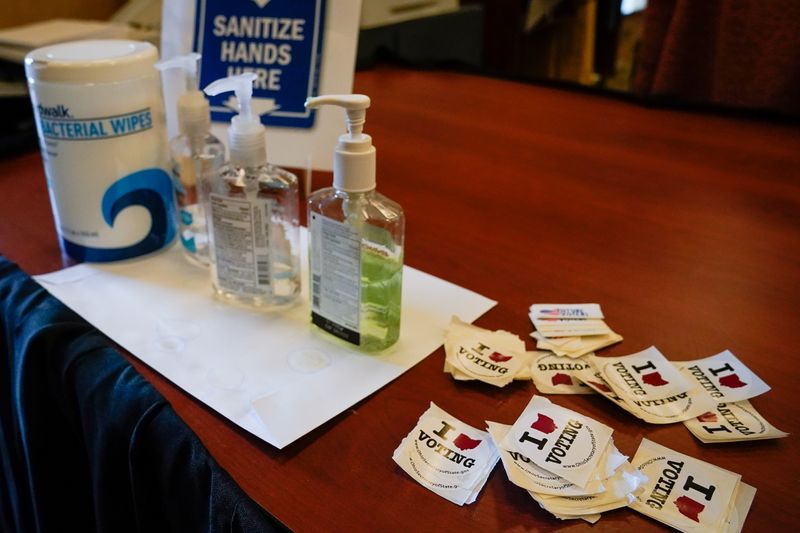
[155,53,210,138]
[203,73,266,168]
[305,94,375,193]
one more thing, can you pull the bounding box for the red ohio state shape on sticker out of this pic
[641,372,669,387]
[697,412,717,423]
[530,413,557,434]
[453,433,482,450]
[489,352,513,363]
[719,374,747,388]
[551,373,573,386]
[675,495,705,522]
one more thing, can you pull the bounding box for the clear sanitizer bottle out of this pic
[155,53,225,266]
[305,95,404,351]
[202,73,301,308]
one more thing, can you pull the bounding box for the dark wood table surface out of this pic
[2,65,799,531]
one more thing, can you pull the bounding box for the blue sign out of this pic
[193,0,326,129]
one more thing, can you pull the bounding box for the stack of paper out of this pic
[529,304,622,358]
[392,403,500,505]
[631,439,756,532]
[491,396,647,523]
[444,317,532,387]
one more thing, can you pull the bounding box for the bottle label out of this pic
[210,193,273,295]
[309,212,360,345]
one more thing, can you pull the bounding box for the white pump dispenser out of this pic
[204,73,267,169]
[155,53,210,137]
[200,73,301,309]
[155,53,225,267]
[306,94,375,193]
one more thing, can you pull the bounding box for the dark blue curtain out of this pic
[0,257,286,533]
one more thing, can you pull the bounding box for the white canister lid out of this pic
[25,40,158,84]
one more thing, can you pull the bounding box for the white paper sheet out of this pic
[35,230,495,449]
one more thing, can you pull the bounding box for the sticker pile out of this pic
[582,346,719,424]
[444,317,532,387]
[674,350,786,443]
[391,400,760,530]
[392,403,500,505]
[490,395,648,523]
[631,439,756,532]
[529,304,622,358]
[573,347,786,441]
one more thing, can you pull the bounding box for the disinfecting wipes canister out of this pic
[25,40,176,262]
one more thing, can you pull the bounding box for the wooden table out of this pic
[2,65,799,531]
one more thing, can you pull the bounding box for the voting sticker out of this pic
[532,331,623,359]
[684,400,788,443]
[502,396,613,489]
[593,347,692,400]
[530,352,595,394]
[616,385,717,425]
[487,421,606,497]
[392,403,499,506]
[678,350,771,404]
[725,482,756,533]
[573,366,630,407]
[444,316,529,387]
[529,460,647,516]
[631,439,743,532]
[530,304,604,320]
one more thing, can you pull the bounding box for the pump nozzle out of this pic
[203,72,266,168]
[306,94,370,138]
[305,94,376,193]
[155,53,209,137]
[204,72,258,122]
[155,52,201,91]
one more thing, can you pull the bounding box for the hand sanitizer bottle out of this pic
[202,73,300,308]
[305,95,404,351]
[155,53,225,266]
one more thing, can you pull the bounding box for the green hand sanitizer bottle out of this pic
[305,95,404,352]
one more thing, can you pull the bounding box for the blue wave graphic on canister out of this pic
[63,168,177,262]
